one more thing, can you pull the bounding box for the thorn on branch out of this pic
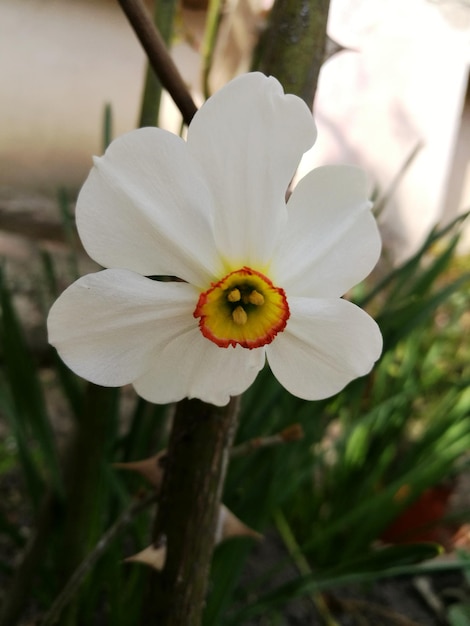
[230,423,304,458]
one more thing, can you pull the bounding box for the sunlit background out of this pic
[2,0,470,259]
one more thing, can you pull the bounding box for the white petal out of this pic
[186,73,317,268]
[76,128,222,288]
[47,270,198,387]
[134,333,266,406]
[272,166,381,297]
[266,297,382,400]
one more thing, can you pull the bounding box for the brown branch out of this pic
[230,423,304,459]
[117,0,198,126]
[141,396,241,625]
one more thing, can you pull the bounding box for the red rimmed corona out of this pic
[194,267,289,349]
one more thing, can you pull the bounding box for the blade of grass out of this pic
[0,269,63,496]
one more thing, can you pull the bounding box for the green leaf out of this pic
[231,549,453,625]
[0,269,63,497]
[448,604,470,626]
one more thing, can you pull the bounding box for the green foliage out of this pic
[205,215,470,624]
[0,208,469,625]
[0,267,63,505]
[448,605,470,626]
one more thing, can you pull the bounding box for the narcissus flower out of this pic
[48,73,382,406]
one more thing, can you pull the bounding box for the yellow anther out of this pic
[227,288,241,302]
[194,266,289,349]
[248,290,265,306]
[232,306,248,325]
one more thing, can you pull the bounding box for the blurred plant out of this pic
[0,0,469,623]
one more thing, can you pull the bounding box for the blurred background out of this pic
[1,1,470,625]
[1,0,470,258]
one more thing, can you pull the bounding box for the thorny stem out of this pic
[142,396,241,625]
[117,0,198,126]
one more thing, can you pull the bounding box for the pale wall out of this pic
[301,0,470,260]
[2,0,470,260]
[1,0,146,191]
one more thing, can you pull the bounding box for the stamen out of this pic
[232,306,248,325]
[194,266,289,349]
[248,290,265,306]
[227,288,241,302]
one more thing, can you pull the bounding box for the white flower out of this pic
[47,72,382,407]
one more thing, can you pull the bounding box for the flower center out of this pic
[194,267,289,349]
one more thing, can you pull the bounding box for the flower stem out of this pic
[142,396,241,625]
[117,0,198,126]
